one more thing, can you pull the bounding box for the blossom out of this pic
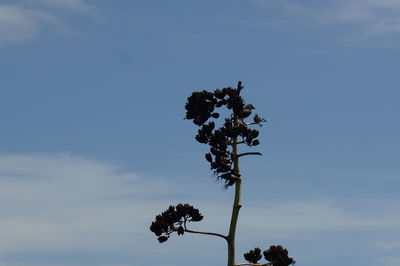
[184,82,265,187]
[244,247,262,263]
[149,203,203,243]
[263,245,296,266]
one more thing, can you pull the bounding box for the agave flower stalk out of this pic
[227,110,241,266]
[149,81,295,266]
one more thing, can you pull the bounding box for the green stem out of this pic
[227,114,241,266]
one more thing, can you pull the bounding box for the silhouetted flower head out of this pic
[244,247,262,264]
[263,245,296,266]
[185,91,216,126]
[185,81,266,187]
[149,203,203,243]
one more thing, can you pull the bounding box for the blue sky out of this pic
[1,0,400,265]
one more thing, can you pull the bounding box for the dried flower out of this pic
[244,247,262,263]
[184,82,266,187]
[149,204,203,243]
[263,245,296,266]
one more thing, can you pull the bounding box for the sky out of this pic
[1,0,400,265]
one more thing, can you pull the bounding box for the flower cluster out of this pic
[243,247,262,263]
[149,203,203,243]
[185,90,217,126]
[243,245,295,266]
[264,245,296,266]
[185,82,265,187]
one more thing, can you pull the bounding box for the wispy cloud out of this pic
[321,0,400,34]
[253,0,400,35]
[376,240,400,251]
[28,0,94,13]
[0,0,101,44]
[239,201,400,237]
[375,256,400,266]
[0,4,57,43]
[1,153,399,265]
[0,154,171,257]
[26,0,104,21]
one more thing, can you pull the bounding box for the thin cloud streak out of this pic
[321,0,400,34]
[375,256,400,266]
[0,0,102,44]
[29,0,94,12]
[253,0,400,35]
[0,4,57,43]
[0,153,172,256]
[240,201,400,236]
[27,0,104,22]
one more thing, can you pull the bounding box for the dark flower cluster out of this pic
[185,82,265,187]
[244,245,295,266]
[185,90,217,126]
[264,245,296,266]
[149,203,203,243]
[243,247,262,263]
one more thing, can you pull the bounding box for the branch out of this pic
[242,122,263,127]
[235,263,274,266]
[237,152,262,157]
[185,229,228,240]
[237,81,243,94]
[172,227,228,241]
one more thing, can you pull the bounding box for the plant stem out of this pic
[181,229,228,241]
[234,263,274,266]
[237,152,262,157]
[227,113,242,266]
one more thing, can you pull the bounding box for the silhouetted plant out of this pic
[149,81,295,266]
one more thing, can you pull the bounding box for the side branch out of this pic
[173,228,228,241]
[237,152,262,157]
[237,81,243,93]
[235,263,274,266]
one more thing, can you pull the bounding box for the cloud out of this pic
[198,199,400,244]
[26,0,104,21]
[321,0,400,34]
[239,201,400,238]
[1,153,399,265]
[28,0,94,12]
[375,256,400,266]
[0,4,57,43]
[253,0,400,35]
[0,0,101,44]
[376,240,400,251]
[0,153,173,258]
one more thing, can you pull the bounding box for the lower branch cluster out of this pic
[242,246,295,266]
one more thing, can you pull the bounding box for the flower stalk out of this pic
[227,113,241,266]
[173,227,228,241]
[235,263,274,266]
[149,81,295,266]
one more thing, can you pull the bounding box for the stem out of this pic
[237,152,262,157]
[227,106,242,266]
[235,263,274,266]
[183,229,228,241]
[171,227,227,240]
[227,180,241,266]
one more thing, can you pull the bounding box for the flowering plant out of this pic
[150,81,295,266]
